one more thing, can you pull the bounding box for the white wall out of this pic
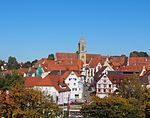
[34,86,58,102]
[58,91,70,105]
[96,74,113,98]
[65,71,83,101]
[33,86,70,104]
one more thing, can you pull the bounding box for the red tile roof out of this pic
[117,65,145,72]
[108,74,131,85]
[109,56,128,67]
[89,58,105,68]
[128,57,150,66]
[34,58,56,67]
[56,52,103,63]
[86,54,102,63]
[56,53,78,60]
[25,77,42,87]
[61,71,80,80]
[1,68,29,75]
[25,75,70,92]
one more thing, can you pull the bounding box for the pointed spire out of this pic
[79,34,85,43]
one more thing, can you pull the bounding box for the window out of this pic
[75,94,79,99]
[103,80,106,83]
[103,75,107,78]
[98,89,101,92]
[109,89,111,93]
[109,84,111,88]
[72,88,77,91]
[103,84,107,88]
[74,83,76,86]
[74,78,77,81]
[98,84,101,87]
[103,89,106,93]
[69,78,71,81]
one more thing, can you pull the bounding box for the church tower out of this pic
[78,36,86,65]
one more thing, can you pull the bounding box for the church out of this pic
[56,36,102,66]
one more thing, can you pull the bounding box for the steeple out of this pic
[78,36,86,65]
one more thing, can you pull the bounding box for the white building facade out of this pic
[64,71,83,102]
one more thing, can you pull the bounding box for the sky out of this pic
[0,0,150,62]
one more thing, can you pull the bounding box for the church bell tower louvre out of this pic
[78,36,87,65]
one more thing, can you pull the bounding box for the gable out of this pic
[97,75,112,85]
[66,71,79,82]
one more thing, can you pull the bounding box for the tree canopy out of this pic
[81,96,145,118]
[118,75,145,101]
[22,61,32,68]
[1,84,61,118]
[47,54,55,60]
[0,73,24,90]
[129,51,149,57]
[0,73,62,118]
[7,56,20,70]
[81,75,150,118]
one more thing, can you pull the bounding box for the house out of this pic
[85,58,102,83]
[25,75,70,105]
[62,71,83,102]
[94,66,114,80]
[82,57,108,84]
[96,74,114,98]
[95,73,129,98]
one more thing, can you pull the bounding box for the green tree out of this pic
[130,51,149,57]
[7,56,20,70]
[47,54,55,60]
[145,101,150,118]
[31,59,38,65]
[0,73,24,90]
[22,61,32,68]
[118,75,145,101]
[80,96,145,118]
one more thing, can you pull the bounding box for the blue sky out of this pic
[0,0,150,62]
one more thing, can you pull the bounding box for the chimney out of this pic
[59,70,61,75]
[58,81,60,85]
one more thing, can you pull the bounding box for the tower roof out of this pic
[79,35,85,43]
